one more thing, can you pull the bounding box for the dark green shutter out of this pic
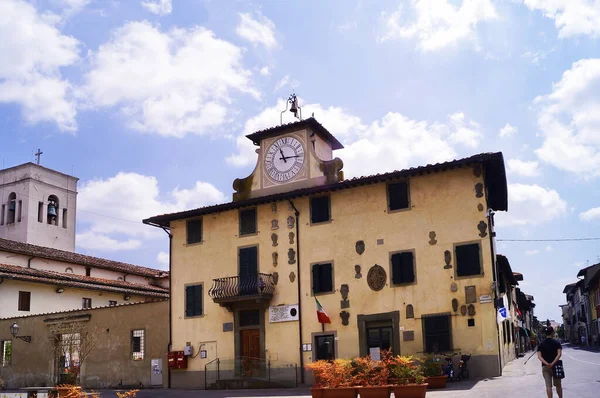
[312,265,320,294]
[185,286,194,316]
[322,263,333,292]
[194,285,203,316]
[391,254,402,284]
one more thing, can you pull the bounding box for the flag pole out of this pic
[322,323,325,332]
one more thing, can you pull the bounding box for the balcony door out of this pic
[239,246,258,296]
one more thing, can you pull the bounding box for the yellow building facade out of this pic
[144,117,509,388]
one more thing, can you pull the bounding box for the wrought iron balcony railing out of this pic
[208,273,275,305]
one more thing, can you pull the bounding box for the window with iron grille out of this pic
[312,263,333,294]
[18,291,31,311]
[390,251,415,285]
[1,340,11,366]
[455,243,482,277]
[310,196,330,224]
[186,219,202,244]
[422,314,451,353]
[239,208,257,236]
[82,298,92,309]
[132,330,145,360]
[387,181,409,211]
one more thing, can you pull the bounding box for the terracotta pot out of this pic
[424,375,447,389]
[356,385,391,398]
[311,388,324,398]
[321,387,358,398]
[391,383,428,398]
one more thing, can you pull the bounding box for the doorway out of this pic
[235,308,265,378]
[357,311,400,357]
[240,329,261,376]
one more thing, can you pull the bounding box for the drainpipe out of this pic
[487,209,502,373]
[287,199,304,384]
[27,256,35,268]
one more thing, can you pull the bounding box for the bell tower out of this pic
[0,162,78,252]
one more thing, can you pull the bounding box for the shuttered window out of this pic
[239,208,257,236]
[187,219,202,244]
[310,196,330,224]
[455,243,482,277]
[312,263,333,294]
[391,251,415,285]
[387,181,410,211]
[185,284,203,317]
[18,291,31,311]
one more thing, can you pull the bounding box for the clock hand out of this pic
[279,155,301,160]
[279,149,287,163]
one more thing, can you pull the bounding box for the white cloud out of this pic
[523,0,600,38]
[77,231,142,252]
[337,21,358,33]
[378,0,497,51]
[226,99,483,178]
[499,123,517,138]
[507,159,540,177]
[580,207,600,221]
[525,249,539,255]
[534,59,600,177]
[77,172,227,251]
[274,75,299,92]
[236,12,278,50]
[521,47,555,65]
[0,0,79,131]
[141,0,172,16]
[156,251,169,269]
[81,21,259,137]
[495,183,568,227]
[546,245,553,251]
[259,66,270,76]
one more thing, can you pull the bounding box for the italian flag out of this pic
[315,297,331,324]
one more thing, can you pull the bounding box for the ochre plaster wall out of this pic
[169,166,502,383]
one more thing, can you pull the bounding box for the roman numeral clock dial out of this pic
[264,137,306,183]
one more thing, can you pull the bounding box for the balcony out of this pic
[208,273,275,309]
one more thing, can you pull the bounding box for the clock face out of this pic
[264,136,306,182]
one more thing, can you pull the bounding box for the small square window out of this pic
[18,291,31,312]
[310,196,330,224]
[468,319,475,327]
[312,263,333,294]
[187,219,202,244]
[239,208,257,236]
[109,300,117,307]
[456,243,482,277]
[132,330,145,360]
[314,334,335,360]
[85,267,91,277]
[391,251,415,285]
[387,181,409,211]
[82,298,92,309]
[185,284,203,317]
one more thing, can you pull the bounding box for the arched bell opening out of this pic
[7,192,16,224]
[47,195,59,226]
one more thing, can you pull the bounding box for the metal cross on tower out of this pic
[34,148,43,165]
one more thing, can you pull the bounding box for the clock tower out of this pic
[233,97,345,201]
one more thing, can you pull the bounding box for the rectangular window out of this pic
[1,204,4,225]
[62,208,67,228]
[185,284,203,317]
[239,309,260,327]
[109,300,117,307]
[312,263,333,294]
[18,291,31,311]
[132,330,145,360]
[82,297,92,309]
[310,196,330,224]
[423,314,451,353]
[38,202,43,223]
[1,340,12,366]
[391,251,415,285]
[186,219,202,244]
[17,200,22,222]
[315,334,335,360]
[455,243,482,277]
[239,208,257,236]
[85,267,91,277]
[387,181,409,211]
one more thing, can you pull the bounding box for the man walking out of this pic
[537,326,563,398]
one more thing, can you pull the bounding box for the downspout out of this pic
[287,199,304,384]
[144,221,172,388]
[27,256,35,268]
[488,209,503,373]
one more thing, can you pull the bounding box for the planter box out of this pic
[356,386,391,398]
[311,387,357,398]
[391,383,428,398]
[424,375,447,389]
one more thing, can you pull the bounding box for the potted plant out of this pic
[350,353,391,398]
[419,355,447,389]
[306,359,355,398]
[389,356,428,398]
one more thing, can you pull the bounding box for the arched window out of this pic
[47,195,59,226]
[7,192,16,224]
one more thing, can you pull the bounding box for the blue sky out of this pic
[1,0,600,322]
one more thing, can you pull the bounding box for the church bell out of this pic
[8,200,15,212]
[48,203,57,218]
[289,97,299,118]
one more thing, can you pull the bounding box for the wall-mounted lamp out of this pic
[123,295,131,301]
[56,287,65,293]
[10,322,32,343]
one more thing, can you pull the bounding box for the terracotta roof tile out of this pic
[0,238,168,278]
[245,117,344,150]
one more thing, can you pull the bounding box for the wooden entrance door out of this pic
[240,328,261,376]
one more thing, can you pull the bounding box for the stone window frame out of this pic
[421,312,453,354]
[386,179,411,213]
[388,248,417,287]
[18,291,31,312]
[239,207,258,237]
[357,310,400,357]
[453,240,485,280]
[131,329,145,361]
[311,330,338,361]
[186,217,203,246]
[184,282,204,319]
[309,195,332,226]
[237,244,260,276]
[310,260,335,296]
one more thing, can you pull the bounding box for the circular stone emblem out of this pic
[367,264,387,291]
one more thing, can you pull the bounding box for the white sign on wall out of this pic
[479,294,493,304]
[269,304,299,323]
